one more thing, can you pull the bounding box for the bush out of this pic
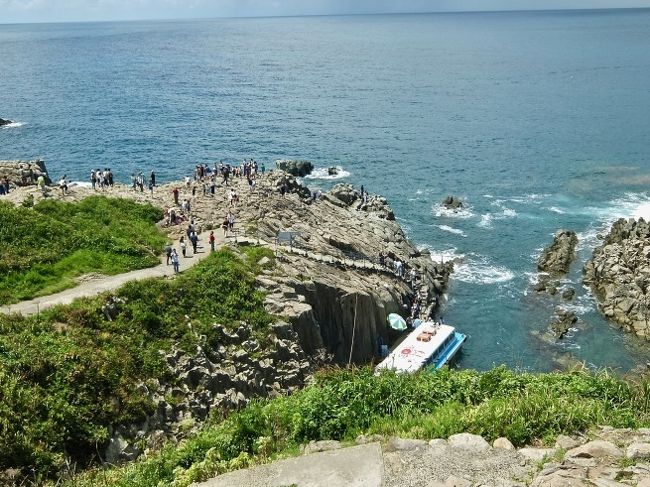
[0,197,166,304]
[0,249,274,482]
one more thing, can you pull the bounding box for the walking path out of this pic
[2,230,224,316]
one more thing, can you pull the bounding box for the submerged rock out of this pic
[538,230,578,275]
[0,118,12,127]
[549,308,578,339]
[327,166,339,176]
[275,159,314,177]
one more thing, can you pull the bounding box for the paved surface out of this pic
[2,230,225,316]
[192,443,384,487]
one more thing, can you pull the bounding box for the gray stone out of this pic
[302,440,342,455]
[444,475,472,487]
[447,433,491,452]
[566,440,623,459]
[274,159,314,177]
[626,442,650,460]
[555,435,581,450]
[493,437,515,450]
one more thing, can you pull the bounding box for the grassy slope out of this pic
[0,248,275,483]
[63,366,650,487]
[0,196,166,305]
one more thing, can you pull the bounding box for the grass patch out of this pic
[0,196,166,305]
[0,249,274,483]
[61,366,650,487]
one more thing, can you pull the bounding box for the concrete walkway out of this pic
[192,443,383,487]
[2,230,226,316]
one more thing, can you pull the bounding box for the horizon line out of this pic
[1,6,649,26]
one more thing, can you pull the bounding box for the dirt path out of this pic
[2,230,226,316]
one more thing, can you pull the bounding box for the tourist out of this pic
[172,187,180,205]
[131,173,137,191]
[58,175,68,195]
[171,249,180,273]
[221,217,229,236]
[137,172,145,192]
[150,170,156,188]
[227,211,235,231]
[209,231,215,252]
[0,183,4,196]
[90,170,97,190]
[180,236,187,257]
[37,174,46,195]
[165,242,172,265]
[210,177,216,197]
[107,168,114,187]
[190,231,199,254]
[379,252,385,267]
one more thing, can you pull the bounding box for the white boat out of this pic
[375,321,466,373]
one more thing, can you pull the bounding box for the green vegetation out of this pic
[0,249,274,483]
[0,196,166,305]
[63,366,650,487]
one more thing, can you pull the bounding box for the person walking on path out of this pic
[180,236,187,257]
[173,187,180,205]
[171,249,180,273]
[150,170,156,188]
[209,231,216,252]
[227,211,235,231]
[190,231,199,254]
[165,242,172,265]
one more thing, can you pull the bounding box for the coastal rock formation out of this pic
[328,166,339,176]
[538,230,578,275]
[0,118,12,127]
[549,307,578,339]
[0,160,51,186]
[584,218,650,338]
[103,321,324,463]
[442,195,463,210]
[275,159,314,177]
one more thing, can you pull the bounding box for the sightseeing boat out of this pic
[375,321,467,373]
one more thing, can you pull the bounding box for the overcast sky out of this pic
[2,0,650,24]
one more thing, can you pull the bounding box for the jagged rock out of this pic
[329,183,359,205]
[584,218,650,338]
[538,230,578,275]
[562,288,576,301]
[447,433,491,451]
[493,437,515,450]
[0,160,51,186]
[274,159,314,177]
[549,308,578,339]
[327,166,339,176]
[442,195,463,210]
[0,118,12,126]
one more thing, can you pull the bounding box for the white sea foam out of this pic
[419,244,464,264]
[433,204,475,220]
[548,206,566,214]
[69,181,92,188]
[502,208,517,218]
[2,121,24,128]
[451,253,515,285]
[506,193,550,204]
[478,213,493,228]
[304,166,350,180]
[438,225,466,237]
[576,193,650,251]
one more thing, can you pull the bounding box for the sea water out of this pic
[2,10,650,371]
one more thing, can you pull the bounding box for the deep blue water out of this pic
[2,10,650,371]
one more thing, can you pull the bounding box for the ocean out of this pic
[2,9,650,371]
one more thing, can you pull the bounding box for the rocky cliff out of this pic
[0,160,51,186]
[584,218,650,338]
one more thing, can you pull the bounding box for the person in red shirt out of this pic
[209,231,216,252]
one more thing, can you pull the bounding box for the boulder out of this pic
[555,434,582,450]
[0,118,12,127]
[447,433,491,451]
[275,159,314,177]
[327,166,339,176]
[302,440,341,454]
[329,183,359,206]
[493,437,515,450]
[385,437,429,452]
[518,447,556,462]
[566,440,623,459]
[442,195,463,210]
[549,308,578,339]
[626,442,650,460]
[538,230,578,275]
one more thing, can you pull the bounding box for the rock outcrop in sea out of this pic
[0,160,51,186]
[0,118,13,127]
[442,195,463,210]
[584,217,650,338]
[538,230,578,275]
[274,159,314,177]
